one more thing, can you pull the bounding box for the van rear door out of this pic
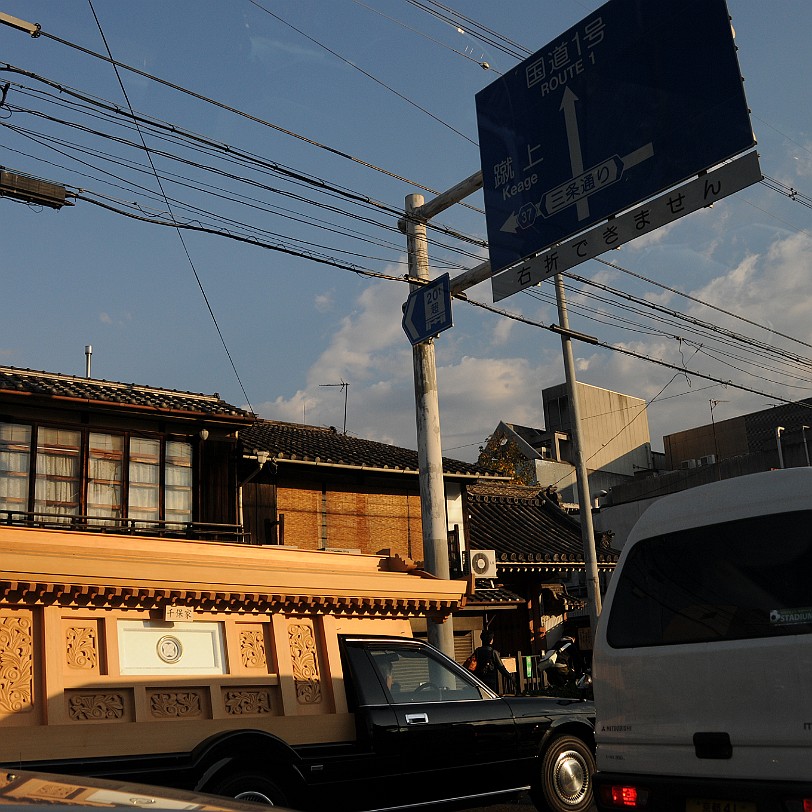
[595,507,812,782]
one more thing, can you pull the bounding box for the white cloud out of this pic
[99,311,132,327]
[248,37,329,67]
[490,316,514,345]
[254,227,812,463]
[692,232,812,337]
[254,278,556,459]
[567,229,812,450]
[314,291,334,313]
[790,141,812,179]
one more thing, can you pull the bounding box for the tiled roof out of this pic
[467,486,619,570]
[468,586,526,605]
[465,482,546,499]
[242,419,495,477]
[0,366,254,422]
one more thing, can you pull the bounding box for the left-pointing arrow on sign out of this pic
[402,274,453,346]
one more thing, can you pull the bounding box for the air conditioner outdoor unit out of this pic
[681,459,697,469]
[469,549,497,578]
[699,454,716,466]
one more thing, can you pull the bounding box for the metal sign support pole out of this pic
[404,193,454,659]
[553,273,602,632]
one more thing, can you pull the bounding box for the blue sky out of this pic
[2,1,812,462]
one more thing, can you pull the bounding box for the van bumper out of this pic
[594,771,812,812]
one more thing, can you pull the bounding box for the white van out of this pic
[593,468,812,811]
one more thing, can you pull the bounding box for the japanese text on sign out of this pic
[424,284,448,331]
[525,17,606,97]
[491,151,762,302]
[164,606,195,622]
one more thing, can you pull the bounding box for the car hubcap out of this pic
[554,749,589,805]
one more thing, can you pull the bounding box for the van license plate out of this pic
[687,800,757,812]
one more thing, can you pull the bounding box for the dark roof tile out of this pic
[0,366,253,421]
[243,419,495,477]
[467,486,620,569]
[469,586,525,605]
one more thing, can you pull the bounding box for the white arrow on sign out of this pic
[500,90,655,234]
[560,87,589,221]
[401,273,453,346]
[402,289,422,344]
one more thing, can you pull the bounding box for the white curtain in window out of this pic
[35,427,81,520]
[0,422,31,514]
[128,437,160,525]
[165,440,192,528]
[88,432,123,521]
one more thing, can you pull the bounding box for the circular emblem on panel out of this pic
[156,635,183,664]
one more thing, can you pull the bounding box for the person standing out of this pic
[472,630,514,694]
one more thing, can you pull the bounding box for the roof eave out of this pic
[257,455,501,480]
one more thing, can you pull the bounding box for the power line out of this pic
[402,0,529,59]
[761,174,812,210]
[11,68,812,396]
[55,177,812,426]
[14,91,812,400]
[594,255,812,354]
[563,272,812,372]
[460,294,812,410]
[84,0,254,412]
[350,0,499,72]
[1,93,483,272]
[0,69,488,255]
[247,0,477,145]
[26,27,485,211]
[523,272,812,389]
[8,17,812,410]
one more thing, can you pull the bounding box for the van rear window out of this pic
[606,511,812,647]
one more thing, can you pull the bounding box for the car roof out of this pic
[627,467,812,545]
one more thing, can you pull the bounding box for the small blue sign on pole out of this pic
[476,0,756,274]
[402,273,453,346]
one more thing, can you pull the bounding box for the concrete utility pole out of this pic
[400,172,487,660]
[553,274,602,631]
[402,170,604,650]
[403,193,454,659]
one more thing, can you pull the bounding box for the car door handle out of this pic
[405,713,429,725]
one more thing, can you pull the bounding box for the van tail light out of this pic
[599,785,649,808]
[803,799,812,812]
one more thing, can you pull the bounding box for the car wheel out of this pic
[532,734,595,812]
[209,771,290,806]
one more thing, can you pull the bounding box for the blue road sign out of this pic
[476,0,756,274]
[402,274,453,346]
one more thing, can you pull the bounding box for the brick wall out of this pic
[276,485,321,547]
[277,483,423,560]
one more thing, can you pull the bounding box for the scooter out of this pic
[537,636,587,689]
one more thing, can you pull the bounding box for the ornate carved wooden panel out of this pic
[148,689,205,719]
[223,687,272,715]
[67,692,126,721]
[65,625,99,671]
[239,628,267,670]
[0,611,34,715]
[288,622,322,705]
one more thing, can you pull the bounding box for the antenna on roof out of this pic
[319,380,349,435]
